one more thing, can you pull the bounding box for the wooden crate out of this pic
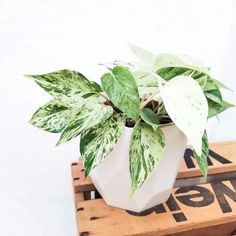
[71,141,236,236]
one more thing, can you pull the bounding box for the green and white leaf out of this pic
[157,67,193,81]
[100,61,158,97]
[80,114,125,177]
[208,100,234,118]
[26,70,102,107]
[160,75,208,155]
[132,71,159,97]
[212,79,233,91]
[193,131,209,178]
[129,122,165,195]
[157,68,221,105]
[205,89,223,104]
[203,77,219,91]
[195,75,208,89]
[101,66,140,120]
[57,102,113,145]
[154,53,210,75]
[128,43,157,69]
[140,108,160,130]
[29,100,79,133]
[128,44,210,76]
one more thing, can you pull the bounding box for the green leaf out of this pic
[57,102,113,145]
[203,78,219,91]
[26,70,102,107]
[205,89,223,104]
[195,75,208,89]
[129,122,165,195]
[160,75,208,155]
[101,60,160,97]
[140,108,160,130]
[157,67,193,81]
[80,114,125,177]
[29,100,79,133]
[208,99,234,118]
[101,66,140,120]
[193,131,209,178]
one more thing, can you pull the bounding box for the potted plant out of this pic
[27,44,234,213]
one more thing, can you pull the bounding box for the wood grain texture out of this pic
[72,142,236,193]
[71,141,236,236]
[178,141,236,178]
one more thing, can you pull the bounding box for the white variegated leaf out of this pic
[157,67,192,81]
[129,122,165,195]
[57,102,113,145]
[128,43,157,69]
[26,70,102,107]
[100,62,157,97]
[140,108,159,130]
[132,71,159,97]
[101,66,140,120]
[80,114,125,177]
[212,78,233,91]
[205,89,223,104]
[154,53,210,75]
[29,100,79,133]
[208,100,234,118]
[128,44,210,76]
[160,75,208,155]
[195,75,208,89]
[193,131,209,178]
[203,78,219,91]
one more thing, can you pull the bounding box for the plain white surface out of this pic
[0,0,235,235]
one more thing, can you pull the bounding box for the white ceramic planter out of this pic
[90,125,187,213]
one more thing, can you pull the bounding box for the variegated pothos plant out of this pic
[27,44,234,195]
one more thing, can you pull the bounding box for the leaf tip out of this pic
[84,171,89,178]
[56,139,63,147]
[84,165,91,178]
[28,118,33,125]
[24,74,33,78]
[129,189,136,199]
[203,171,208,180]
[127,42,138,54]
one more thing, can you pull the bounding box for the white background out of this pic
[0,0,236,235]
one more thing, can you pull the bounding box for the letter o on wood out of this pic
[175,186,215,207]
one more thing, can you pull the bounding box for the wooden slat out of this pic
[173,222,236,236]
[75,180,236,236]
[72,142,236,193]
[72,141,236,236]
[178,141,236,178]
[71,162,94,192]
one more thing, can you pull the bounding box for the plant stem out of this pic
[140,92,160,109]
[190,69,195,77]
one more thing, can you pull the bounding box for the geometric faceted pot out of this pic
[90,125,187,213]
